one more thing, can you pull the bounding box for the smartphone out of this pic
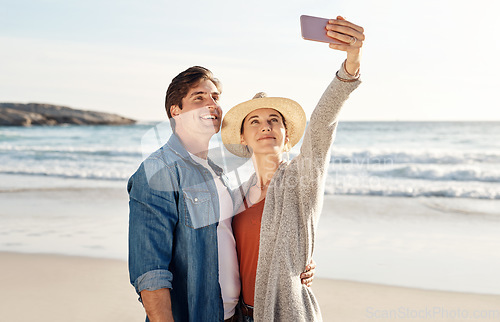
[300,15,343,44]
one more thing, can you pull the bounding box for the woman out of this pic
[221,17,364,321]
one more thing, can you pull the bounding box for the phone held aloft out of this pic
[300,15,343,45]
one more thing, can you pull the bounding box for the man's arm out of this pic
[141,289,174,322]
[128,159,179,320]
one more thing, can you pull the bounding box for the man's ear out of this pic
[170,105,181,117]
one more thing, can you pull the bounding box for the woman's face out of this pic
[240,108,288,156]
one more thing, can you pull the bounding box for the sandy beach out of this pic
[1,252,499,322]
[1,174,499,321]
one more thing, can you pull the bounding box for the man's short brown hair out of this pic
[165,66,222,131]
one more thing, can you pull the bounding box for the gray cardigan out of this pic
[236,64,361,321]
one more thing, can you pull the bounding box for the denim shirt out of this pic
[128,133,230,322]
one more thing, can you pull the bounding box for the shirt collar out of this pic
[166,133,191,160]
[166,133,223,176]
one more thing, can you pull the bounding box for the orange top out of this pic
[231,198,265,307]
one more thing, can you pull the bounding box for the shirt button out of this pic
[194,198,198,202]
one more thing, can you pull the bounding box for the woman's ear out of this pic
[240,134,246,145]
[284,134,290,145]
[284,135,291,152]
[284,141,291,152]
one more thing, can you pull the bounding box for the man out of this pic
[128,66,314,322]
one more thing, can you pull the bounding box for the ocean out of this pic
[1,121,500,199]
[1,121,499,295]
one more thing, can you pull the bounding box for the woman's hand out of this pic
[300,259,317,287]
[326,16,365,76]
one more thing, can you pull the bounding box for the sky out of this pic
[1,0,499,121]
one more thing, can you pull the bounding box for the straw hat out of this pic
[221,92,307,158]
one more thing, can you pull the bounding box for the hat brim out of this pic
[221,97,306,158]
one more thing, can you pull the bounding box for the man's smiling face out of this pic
[171,79,222,137]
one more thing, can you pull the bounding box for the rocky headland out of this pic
[0,103,136,126]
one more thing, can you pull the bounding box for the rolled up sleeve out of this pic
[134,269,174,294]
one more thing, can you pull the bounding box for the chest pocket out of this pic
[183,188,217,229]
